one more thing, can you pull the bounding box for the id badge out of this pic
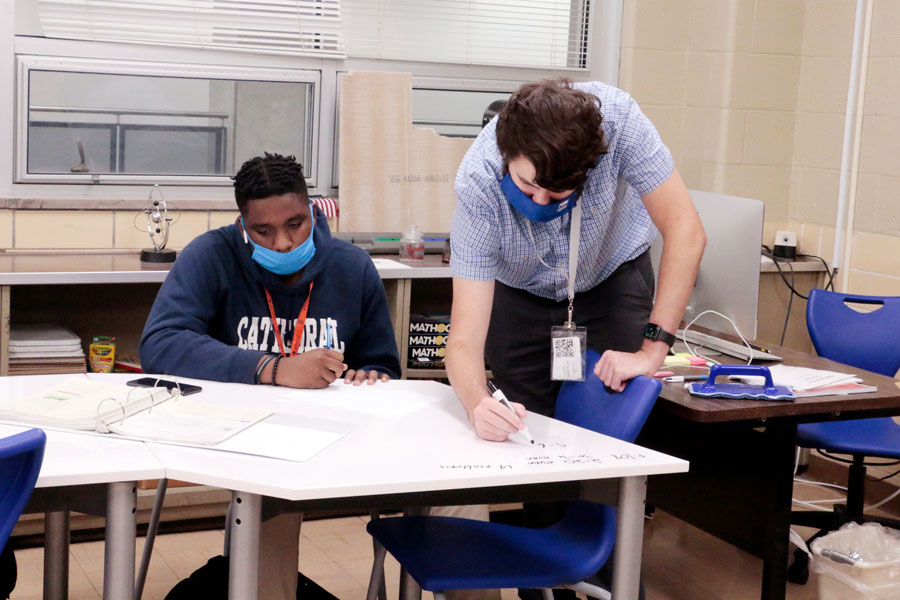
[550,325,587,381]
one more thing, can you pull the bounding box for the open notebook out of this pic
[0,377,271,446]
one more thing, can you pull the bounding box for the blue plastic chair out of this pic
[364,350,661,600]
[788,289,900,583]
[0,429,47,552]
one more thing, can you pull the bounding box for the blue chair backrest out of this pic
[807,289,900,378]
[0,429,47,551]
[555,350,661,442]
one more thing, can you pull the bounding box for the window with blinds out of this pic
[342,0,592,69]
[33,0,345,57]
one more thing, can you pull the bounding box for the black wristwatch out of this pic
[643,323,676,347]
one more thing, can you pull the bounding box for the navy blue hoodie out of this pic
[140,208,401,383]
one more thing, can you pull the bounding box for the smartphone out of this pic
[127,377,202,396]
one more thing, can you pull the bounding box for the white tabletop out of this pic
[139,377,688,502]
[0,373,687,499]
[0,375,166,487]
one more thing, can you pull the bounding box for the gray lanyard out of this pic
[524,201,582,327]
[565,202,582,327]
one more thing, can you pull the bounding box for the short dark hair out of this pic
[496,78,608,192]
[232,152,308,214]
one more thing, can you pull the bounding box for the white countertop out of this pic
[0,252,450,285]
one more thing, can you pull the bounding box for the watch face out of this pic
[644,324,660,338]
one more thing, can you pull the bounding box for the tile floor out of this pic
[9,478,846,600]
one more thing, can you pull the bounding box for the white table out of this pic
[0,376,165,600]
[140,377,689,600]
[0,374,687,600]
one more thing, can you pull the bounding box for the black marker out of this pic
[486,381,534,444]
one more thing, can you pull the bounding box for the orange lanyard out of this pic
[264,282,314,357]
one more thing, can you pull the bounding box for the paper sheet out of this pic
[278,382,441,418]
[215,414,355,462]
[109,396,270,445]
[371,258,412,269]
[734,365,859,390]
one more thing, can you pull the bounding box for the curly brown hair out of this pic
[496,79,608,192]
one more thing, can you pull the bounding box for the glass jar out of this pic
[399,224,425,262]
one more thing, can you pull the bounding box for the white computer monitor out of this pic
[649,190,764,340]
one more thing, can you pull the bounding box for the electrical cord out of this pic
[762,245,808,300]
[679,309,754,366]
[761,245,835,343]
[798,253,836,291]
[870,467,900,482]
[780,260,795,345]
[818,449,900,467]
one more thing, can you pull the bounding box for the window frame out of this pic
[3,0,622,204]
[15,54,322,187]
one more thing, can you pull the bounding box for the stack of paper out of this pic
[735,365,877,397]
[8,323,87,375]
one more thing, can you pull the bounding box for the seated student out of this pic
[141,152,401,600]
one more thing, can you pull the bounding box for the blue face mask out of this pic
[500,173,579,223]
[241,205,316,276]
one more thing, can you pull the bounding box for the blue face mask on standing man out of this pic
[241,204,316,275]
[500,173,579,223]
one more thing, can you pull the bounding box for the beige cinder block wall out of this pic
[618,0,803,247]
[790,0,900,296]
[2,209,236,251]
[620,0,900,296]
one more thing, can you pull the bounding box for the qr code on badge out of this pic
[553,337,577,358]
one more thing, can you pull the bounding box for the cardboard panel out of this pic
[338,71,473,232]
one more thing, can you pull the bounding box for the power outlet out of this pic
[773,230,797,259]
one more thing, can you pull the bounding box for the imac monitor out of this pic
[649,190,764,340]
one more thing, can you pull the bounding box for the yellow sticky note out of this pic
[664,355,691,366]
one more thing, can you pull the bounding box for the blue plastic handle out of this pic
[696,364,777,394]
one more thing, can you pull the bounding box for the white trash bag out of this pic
[811,522,900,599]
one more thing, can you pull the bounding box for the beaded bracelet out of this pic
[271,354,283,386]
[254,354,276,385]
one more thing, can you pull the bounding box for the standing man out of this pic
[447,78,705,441]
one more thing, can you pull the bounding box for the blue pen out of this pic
[326,321,333,350]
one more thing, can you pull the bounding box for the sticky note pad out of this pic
[664,356,692,366]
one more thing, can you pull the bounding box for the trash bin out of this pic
[811,522,900,599]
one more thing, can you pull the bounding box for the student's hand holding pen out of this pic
[469,382,530,442]
[270,349,346,389]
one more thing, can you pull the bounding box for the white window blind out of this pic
[342,0,591,69]
[35,0,346,58]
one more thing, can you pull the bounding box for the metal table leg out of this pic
[228,491,261,600]
[103,482,137,600]
[43,510,70,600]
[611,475,647,600]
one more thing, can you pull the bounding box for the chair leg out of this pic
[847,456,867,520]
[541,588,554,600]
[135,477,168,600]
[369,510,387,600]
[366,543,388,600]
